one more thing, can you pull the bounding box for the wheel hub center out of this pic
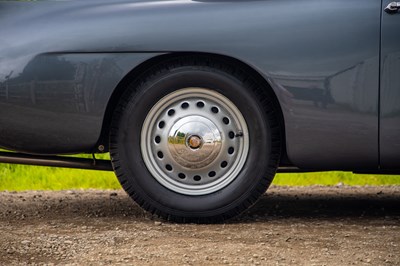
[168,116,222,169]
[187,135,202,149]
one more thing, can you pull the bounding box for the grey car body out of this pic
[0,0,399,221]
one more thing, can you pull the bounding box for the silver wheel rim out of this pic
[141,88,249,196]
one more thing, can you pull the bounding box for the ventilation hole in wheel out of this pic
[223,117,230,125]
[228,131,235,139]
[165,164,173,171]
[196,101,205,108]
[181,102,189,109]
[208,171,216,177]
[178,173,186,179]
[193,175,201,181]
[155,136,161,143]
[211,107,219,114]
[157,151,164,159]
[221,161,228,168]
[167,109,175,116]
[228,147,234,154]
[158,121,165,129]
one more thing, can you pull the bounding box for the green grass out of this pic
[0,153,399,191]
[0,164,120,191]
[274,172,400,186]
[0,153,120,191]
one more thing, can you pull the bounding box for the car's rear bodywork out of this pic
[0,0,399,172]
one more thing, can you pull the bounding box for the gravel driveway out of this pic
[0,186,399,265]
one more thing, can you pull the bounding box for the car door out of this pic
[380,1,400,169]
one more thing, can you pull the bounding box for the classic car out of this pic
[0,0,399,222]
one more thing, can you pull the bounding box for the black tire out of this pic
[109,56,281,223]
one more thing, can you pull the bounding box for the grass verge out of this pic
[0,164,120,191]
[0,153,399,190]
[273,172,400,186]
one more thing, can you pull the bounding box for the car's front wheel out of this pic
[110,56,281,223]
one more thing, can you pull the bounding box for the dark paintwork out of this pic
[0,0,398,170]
[380,0,400,169]
[0,52,160,153]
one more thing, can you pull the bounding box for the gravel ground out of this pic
[0,185,399,265]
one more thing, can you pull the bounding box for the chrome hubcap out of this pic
[141,88,249,195]
[168,116,221,169]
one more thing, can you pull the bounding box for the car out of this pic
[0,0,399,223]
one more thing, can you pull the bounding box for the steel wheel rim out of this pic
[141,88,249,196]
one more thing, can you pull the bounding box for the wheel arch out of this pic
[96,52,289,165]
